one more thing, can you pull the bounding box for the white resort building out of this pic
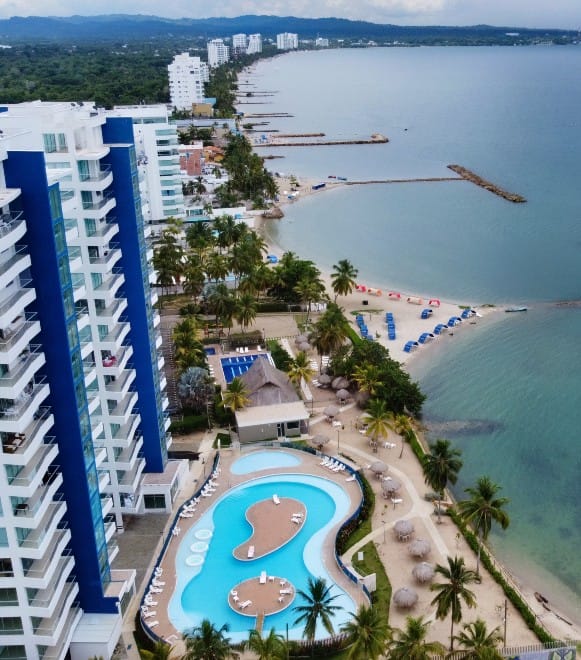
[207,39,230,67]
[167,52,209,111]
[247,34,263,55]
[276,33,299,50]
[0,100,187,659]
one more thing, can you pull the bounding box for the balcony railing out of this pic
[0,344,43,387]
[79,165,111,182]
[0,378,49,421]
[0,210,25,237]
[0,280,34,319]
[82,191,114,211]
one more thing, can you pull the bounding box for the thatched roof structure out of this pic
[240,358,300,407]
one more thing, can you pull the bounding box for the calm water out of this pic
[249,46,581,622]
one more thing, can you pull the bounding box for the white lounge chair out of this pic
[145,599,157,607]
[239,600,252,609]
[260,571,267,584]
[153,579,165,587]
[280,589,291,595]
[278,596,285,602]
[247,545,255,558]
[293,512,304,517]
[143,611,157,618]
[291,517,301,525]
[280,579,287,586]
[232,595,239,603]
[150,587,163,594]
[179,512,193,518]
[149,621,159,628]
[273,494,280,505]
[345,475,356,482]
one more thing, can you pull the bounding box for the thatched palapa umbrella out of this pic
[393,587,418,608]
[323,405,340,419]
[336,388,350,402]
[394,519,414,540]
[332,376,350,390]
[294,334,308,345]
[381,477,401,494]
[370,460,388,476]
[298,341,311,352]
[409,538,431,558]
[318,374,332,386]
[412,562,435,583]
[310,434,330,451]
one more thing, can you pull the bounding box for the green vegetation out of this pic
[336,473,375,554]
[351,543,392,622]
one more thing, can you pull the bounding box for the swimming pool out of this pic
[168,474,358,642]
[231,450,302,475]
[220,353,270,383]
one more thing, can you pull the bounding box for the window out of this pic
[43,133,57,153]
[0,616,23,634]
[0,559,12,577]
[144,494,166,510]
[0,589,18,606]
[49,186,62,220]
[0,531,8,548]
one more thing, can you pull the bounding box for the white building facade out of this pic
[276,33,299,50]
[247,34,263,54]
[168,52,209,111]
[207,39,230,67]
[232,33,247,55]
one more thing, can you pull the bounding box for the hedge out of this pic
[336,472,375,555]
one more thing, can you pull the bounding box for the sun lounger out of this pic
[247,545,255,558]
[280,579,287,586]
[179,512,193,518]
[154,567,163,575]
[232,595,239,603]
[150,587,163,594]
[278,596,285,602]
[345,474,357,482]
[280,589,291,595]
[149,621,159,628]
[268,575,275,582]
[293,512,304,517]
[292,517,302,524]
[239,600,252,609]
[153,579,165,586]
[273,494,280,505]
[391,498,403,508]
[202,492,212,498]
[143,611,157,618]
[260,571,267,584]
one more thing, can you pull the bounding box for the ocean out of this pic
[248,45,581,624]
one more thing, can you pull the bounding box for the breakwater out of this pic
[346,177,461,185]
[448,164,527,203]
[255,133,389,147]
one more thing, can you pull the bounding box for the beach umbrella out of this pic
[381,477,401,494]
[318,374,332,386]
[295,334,308,345]
[310,434,330,450]
[332,376,350,390]
[394,519,414,540]
[323,405,339,418]
[412,562,435,583]
[298,341,311,352]
[336,388,350,402]
[370,460,388,475]
[409,539,431,558]
[393,587,418,608]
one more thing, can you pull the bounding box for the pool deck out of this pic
[232,497,306,560]
[228,575,296,618]
[140,448,366,642]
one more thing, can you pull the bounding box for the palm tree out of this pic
[293,576,342,642]
[221,377,251,411]
[294,276,326,323]
[388,616,445,660]
[352,364,382,397]
[309,303,350,361]
[182,619,238,660]
[208,283,236,334]
[138,640,176,660]
[388,412,415,459]
[287,351,314,386]
[246,628,287,660]
[362,399,391,452]
[234,293,257,332]
[457,477,510,577]
[422,438,463,523]
[331,259,358,302]
[431,555,478,651]
[340,604,391,660]
[453,618,504,659]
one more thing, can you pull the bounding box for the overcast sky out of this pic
[0,0,578,29]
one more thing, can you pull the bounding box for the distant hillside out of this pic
[0,14,574,43]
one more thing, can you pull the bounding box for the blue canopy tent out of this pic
[433,324,448,335]
[448,316,463,327]
[403,340,420,353]
[421,309,433,319]
[418,332,436,344]
[266,254,278,264]
[461,308,476,319]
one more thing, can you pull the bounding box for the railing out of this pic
[0,211,25,237]
[0,280,33,318]
[81,191,114,211]
[79,164,111,182]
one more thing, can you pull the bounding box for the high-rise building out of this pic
[232,33,247,56]
[108,105,185,222]
[168,52,209,111]
[247,34,263,55]
[315,37,330,48]
[207,39,230,67]
[0,101,186,660]
[276,33,299,50]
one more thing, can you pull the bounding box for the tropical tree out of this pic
[177,367,215,413]
[246,628,287,660]
[457,477,510,577]
[287,351,314,386]
[422,438,463,523]
[205,252,230,284]
[294,276,326,323]
[340,604,391,660]
[138,640,176,660]
[453,618,504,659]
[182,619,238,660]
[153,222,184,295]
[362,399,392,452]
[309,303,350,361]
[173,317,205,374]
[431,555,478,651]
[293,576,342,642]
[388,412,416,459]
[221,377,251,411]
[330,259,358,301]
[352,364,382,398]
[182,254,206,300]
[234,293,257,332]
[388,616,445,660]
[208,283,236,333]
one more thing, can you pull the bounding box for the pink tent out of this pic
[407,296,423,305]
[356,284,367,292]
[429,298,441,307]
[388,291,401,299]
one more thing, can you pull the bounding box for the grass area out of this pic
[214,432,231,448]
[351,541,393,622]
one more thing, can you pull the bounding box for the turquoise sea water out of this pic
[249,46,581,623]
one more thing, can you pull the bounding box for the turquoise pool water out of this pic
[230,450,302,475]
[168,474,358,642]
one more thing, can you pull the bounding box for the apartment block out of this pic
[232,33,247,56]
[247,34,263,55]
[207,39,230,67]
[276,33,299,50]
[0,101,187,659]
[168,52,209,111]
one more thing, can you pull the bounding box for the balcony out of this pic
[96,297,127,325]
[0,315,41,363]
[107,391,138,425]
[157,354,165,371]
[113,435,143,471]
[74,142,110,159]
[0,246,32,290]
[0,283,36,328]
[17,499,67,554]
[104,519,116,543]
[101,493,114,517]
[79,164,113,191]
[94,446,107,468]
[64,218,78,241]
[0,380,51,433]
[81,191,116,218]
[165,431,173,449]
[27,556,75,616]
[1,407,53,459]
[93,272,125,306]
[110,415,140,449]
[0,211,27,251]
[12,479,64,526]
[97,322,130,355]
[98,469,110,491]
[105,370,135,401]
[39,606,82,660]
[71,273,87,301]
[117,457,145,492]
[31,585,80,646]
[0,345,46,400]
[8,447,60,497]
[107,540,120,564]
[85,217,119,244]
[21,532,72,586]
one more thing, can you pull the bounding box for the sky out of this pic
[0,0,578,29]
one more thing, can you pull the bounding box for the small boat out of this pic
[505,306,528,313]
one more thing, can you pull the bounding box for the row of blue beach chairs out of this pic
[385,312,396,340]
[355,314,374,341]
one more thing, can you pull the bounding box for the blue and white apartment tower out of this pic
[0,101,186,660]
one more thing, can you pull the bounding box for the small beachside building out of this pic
[235,359,309,443]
